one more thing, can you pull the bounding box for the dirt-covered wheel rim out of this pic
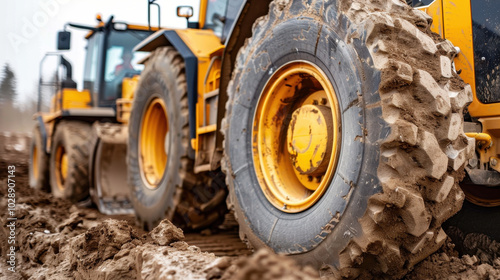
[139,97,169,189]
[253,61,341,213]
[55,145,68,191]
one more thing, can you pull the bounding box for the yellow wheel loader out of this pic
[30,16,157,212]
[29,0,500,278]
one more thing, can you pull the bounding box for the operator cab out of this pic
[58,17,153,109]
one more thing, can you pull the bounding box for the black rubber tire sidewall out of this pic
[226,16,386,265]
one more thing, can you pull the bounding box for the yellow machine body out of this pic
[50,88,92,113]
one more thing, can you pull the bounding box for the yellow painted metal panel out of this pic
[122,76,139,101]
[442,0,475,95]
[440,0,500,117]
[176,29,223,58]
[51,89,91,112]
[420,0,444,37]
[61,89,91,110]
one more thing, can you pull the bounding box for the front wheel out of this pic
[128,47,226,230]
[222,0,473,278]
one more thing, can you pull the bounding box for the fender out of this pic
[135,30,198,141]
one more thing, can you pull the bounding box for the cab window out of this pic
[204,0,228,36]
[83,32,102,97]
[101,29,150,102]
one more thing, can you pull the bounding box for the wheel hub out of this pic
[287,104,333,180]
[252,61,341,212]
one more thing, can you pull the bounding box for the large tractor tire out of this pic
[29,124,49,191]
[49,121,91,202]
[128,47,226,230]
[222,0,474,278]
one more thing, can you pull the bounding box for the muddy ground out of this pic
[0,133,499,280]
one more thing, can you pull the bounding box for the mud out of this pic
[404,239,500,280]
[0,133,223,279]
[1,134,499,280]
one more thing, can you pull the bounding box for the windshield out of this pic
[83,32,102,97]
[204,0,228,37]
[102,29,150,102]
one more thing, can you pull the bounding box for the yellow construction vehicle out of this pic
[29,16,156,211]
[30,7,228,226]
[29,0,500,278]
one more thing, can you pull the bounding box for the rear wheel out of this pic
[128,47,226,230]
[29,124,49,191]
[222,0,473,278]
[49,121,91,202]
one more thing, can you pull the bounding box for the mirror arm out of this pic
[148,0,161,30]
[66,23,98,31]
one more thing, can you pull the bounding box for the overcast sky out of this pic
[0,0,200,105]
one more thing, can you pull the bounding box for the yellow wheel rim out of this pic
[253,61,341,213]
[55,146,68,191]
[140,97,169,189]
[32,145,39,180]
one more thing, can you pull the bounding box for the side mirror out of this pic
[57,31,71,50]
[177,6,193,20]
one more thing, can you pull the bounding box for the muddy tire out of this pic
[49,121,91,202]
[29,124,49,191]
[128,47,226,231]
[222,0,473,278]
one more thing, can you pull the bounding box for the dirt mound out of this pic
[446,226,500,264]
[66,219,217,280]
[150,219,185,245]
[70,219,142,277]
[405,239,500,280]
[4,211,218,280]
[209,249,320,280]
